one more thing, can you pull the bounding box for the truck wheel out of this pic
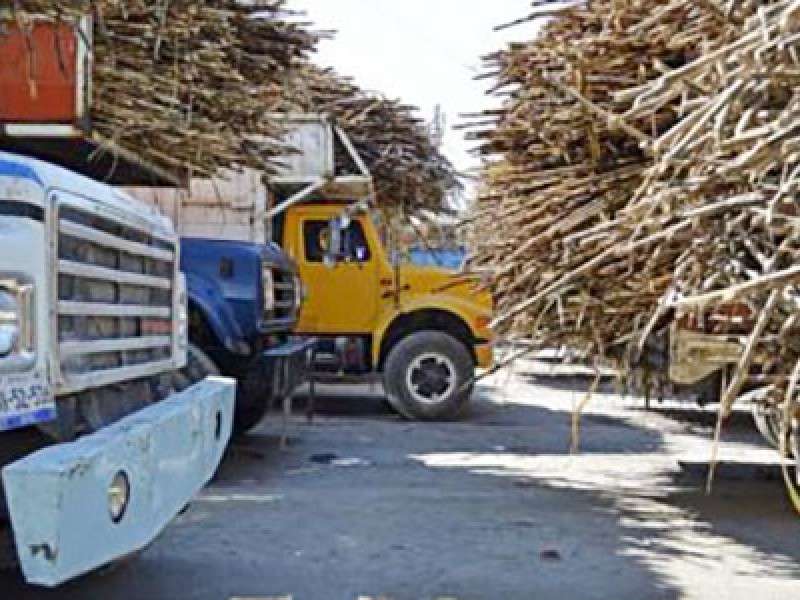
[233,360,275,436]
[383,331,474,421]
[176,345,270,436]
[173,344,220,391]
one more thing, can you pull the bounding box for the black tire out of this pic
[233,359,274,436]
[173,343,220,391]
[383,331,474,421]
[177,344,271,436]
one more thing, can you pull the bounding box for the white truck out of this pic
[0,150,235,587]
[0,14,235,586]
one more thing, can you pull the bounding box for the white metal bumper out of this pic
[1,376,235,587]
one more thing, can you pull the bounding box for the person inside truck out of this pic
[304,220,370,263]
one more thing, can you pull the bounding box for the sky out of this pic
[290,0,541,198]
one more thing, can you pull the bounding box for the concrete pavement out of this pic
[1,367,798,599]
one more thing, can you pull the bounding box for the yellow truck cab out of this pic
[268,114,493,419]
[276,200,493,419]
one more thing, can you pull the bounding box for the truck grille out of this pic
[272,270,297,322]
[55,201,178,394]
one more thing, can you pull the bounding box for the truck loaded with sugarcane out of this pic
[129,112,494,421]
[467,0,800,496]
[0,3,319,585]
[125,57,495,421]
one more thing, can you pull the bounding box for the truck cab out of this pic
[0,151,234,586]
[268,116,493,420]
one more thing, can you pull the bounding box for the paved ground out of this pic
[2,363,799,599]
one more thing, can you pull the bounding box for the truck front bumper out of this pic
[261,336,317,393]
[1,377,235,587]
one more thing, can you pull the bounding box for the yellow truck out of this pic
[276,199,493,420]
[267,115,493,420]
[132,115,494,420]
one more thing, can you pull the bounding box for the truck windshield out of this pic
[372,209,465,270]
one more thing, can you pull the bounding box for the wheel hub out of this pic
[407,352,456,405]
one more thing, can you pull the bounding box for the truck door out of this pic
[296,217,380,333]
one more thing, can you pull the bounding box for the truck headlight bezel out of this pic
[0,276,34,363]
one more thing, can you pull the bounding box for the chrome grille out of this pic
[272,269,297,322]
[55,202,178,394]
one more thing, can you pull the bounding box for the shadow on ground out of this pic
[1,379,798,600]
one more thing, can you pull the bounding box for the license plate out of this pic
[0,371,55,431]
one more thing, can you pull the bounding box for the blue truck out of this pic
[128,177,310,436]
[179,238,308,434]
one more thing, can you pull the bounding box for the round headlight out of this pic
[108,470,131,523]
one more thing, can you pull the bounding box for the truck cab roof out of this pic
[0,150,175,237]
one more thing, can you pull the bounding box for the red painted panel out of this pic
[0,21,80,122]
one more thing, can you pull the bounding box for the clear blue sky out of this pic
[291,0,541,188]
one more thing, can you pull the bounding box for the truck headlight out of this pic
[0,291,19,357]
[0,324,17,356]
[0,279,32,359]
[262,266,275,312]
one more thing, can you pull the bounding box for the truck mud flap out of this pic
[1,376,235,587]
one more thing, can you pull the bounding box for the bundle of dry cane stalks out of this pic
[291,65,460,215]
[2,2,456,215]
[470,0,800,499]
[3,0,318,177]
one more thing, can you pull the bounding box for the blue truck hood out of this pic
[180,238,297,274]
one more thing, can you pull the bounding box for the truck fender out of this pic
[185,272,248,355]
[372,296,490,367]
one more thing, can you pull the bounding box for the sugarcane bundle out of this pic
[616,0,800,414]
[468,0,741,349]
[471,0,800,466]
[469,0,800,506]
[468,0,752,354]
[287,64,459,215]
[1,0,319,177]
